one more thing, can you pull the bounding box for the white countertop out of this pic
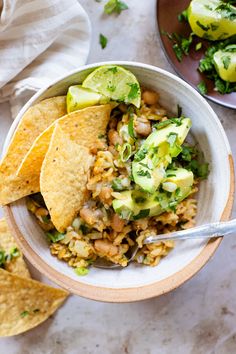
[1,1,236,353]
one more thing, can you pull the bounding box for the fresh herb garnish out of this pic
[174,145,209,179]
[134,196,147,204]
[215,2,236,21]
[128,114,135,139]
[10,247,20,258]
[134,147,147,162]
[195,42,202,51]
[112,178,124,191]
[20,311,29,318]
[167,132,178,147]
[0,250,5,267]
[127,83,140,100]
[162,30,194,62]
[106,66,118,73]
[133,209,150,220]
[198,36,236,94]
[173,43,183,62]
[178,9,188,22]
[197,81,207,95]
[120,143,132,162]
[46,231,65,243]
[137,170,151,178]
[42,215,50,224]
[196,21,210,31]
[99,33,108,49]
[104,0,128,15]
[222,55,231,70]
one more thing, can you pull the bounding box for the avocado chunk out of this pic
[213,45,236,83]
[132,118,192,193]
[187,0,236,41]
[66,85,108,113]
[112,168,194,220]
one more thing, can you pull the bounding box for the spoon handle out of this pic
[144,218,236,244]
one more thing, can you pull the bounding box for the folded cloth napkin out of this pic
[0,0,91,118]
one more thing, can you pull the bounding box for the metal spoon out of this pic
[93,219,236,269]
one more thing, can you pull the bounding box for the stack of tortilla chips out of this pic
[0,95,112,336]
[0,96,111,232]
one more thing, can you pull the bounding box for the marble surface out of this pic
[1,1,236,353]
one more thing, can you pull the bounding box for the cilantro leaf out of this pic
[196,21,210,31]
[134,147,148,162]
[137,169,151,178]
[127,83,140,100]
[178,9,188,22]
[99,33,108,49]
[197,81,207,95]
[133,209,150,220]
[222,55,231,70]
[20,311,29,318]
[104,0,128,15]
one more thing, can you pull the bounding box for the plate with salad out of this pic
[157,0,236,109]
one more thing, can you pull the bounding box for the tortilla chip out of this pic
[0,268,68,336]
[0,218,30,278]
[17,105,111,192]
[0,96,67,206]
[40,124,93,232]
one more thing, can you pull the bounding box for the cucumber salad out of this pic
[164,0,236,95]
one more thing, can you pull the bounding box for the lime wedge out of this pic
[82,65,141,108]
[66,85,108,113]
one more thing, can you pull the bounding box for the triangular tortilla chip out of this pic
[40,124,93,232]
[0,218,30,278]
[0,96,67,206]
[17,104,111,192]
[0,268,68,336]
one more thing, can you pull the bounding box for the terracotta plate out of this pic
[156,0,236,109]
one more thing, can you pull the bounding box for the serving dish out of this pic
[4,61,234,302]
[156,0,236,109]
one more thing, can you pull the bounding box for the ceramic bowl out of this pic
[4,62,234,302]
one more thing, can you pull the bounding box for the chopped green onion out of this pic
[74,267,89,276]
[112,178,124,191]
[46,231,65,243]
[128,114,135,138]
[120,143,132,162]
[10,247,20,258]
[195,42,202,51]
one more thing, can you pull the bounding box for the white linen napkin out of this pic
[0,0,91,118]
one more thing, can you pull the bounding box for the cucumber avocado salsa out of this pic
[27,65,209,272]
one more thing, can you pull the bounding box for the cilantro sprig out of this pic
[99,33,108,49]
[104,0,128,15]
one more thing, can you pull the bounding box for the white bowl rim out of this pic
[3,61,235,302]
